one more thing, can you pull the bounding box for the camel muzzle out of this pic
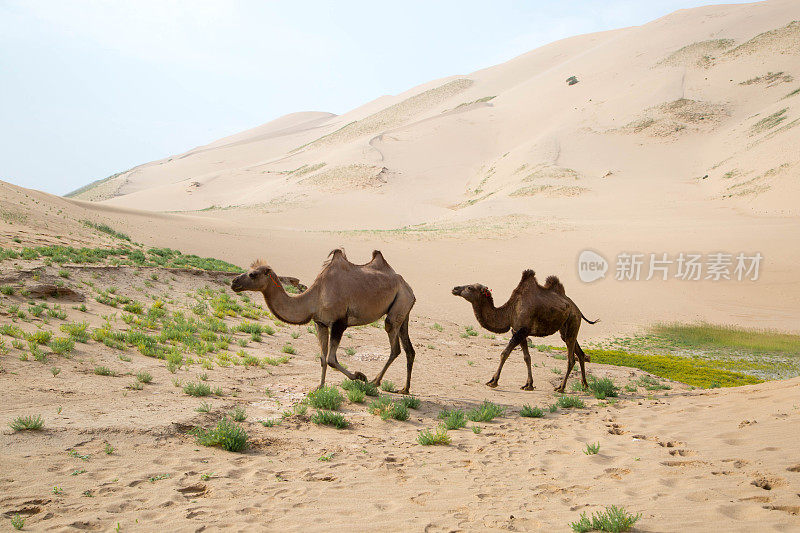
[230,276,245,292]
[452,286,464,296]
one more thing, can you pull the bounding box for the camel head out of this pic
[231,259,278,293]
[451,283,492,303]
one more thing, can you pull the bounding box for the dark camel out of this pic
[452,269,597,392]
[231,249,417,393]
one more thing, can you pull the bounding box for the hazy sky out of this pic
[0,0,753,195]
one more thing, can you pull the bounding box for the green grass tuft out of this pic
[307,385,344,410]
[570,505,641,532]
[557,396,586,409]
[587,376,620,399]
[400,396,420,409]
[9,414,44,432]
[466,400,506,422]
[184,381,212,397]
[520,404,544,418]
[347,388,366,403]
[438,409,467,430]
[194,418,248,452]
[341,378,379,396]
[380,380,397,392]
[311,410,348,428]
[418,425,451,445]
[584,442,600,455]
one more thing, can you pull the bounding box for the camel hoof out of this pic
[352,371,367,382]
[486,381,498,388]
[554,386,565,393]
[399,388,410,395]
[521,384,535,391]
[368,378,381,387]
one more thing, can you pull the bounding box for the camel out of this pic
[230,249,417,393]
[452,269,597,393]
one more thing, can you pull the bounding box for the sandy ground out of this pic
[1,262,798,532]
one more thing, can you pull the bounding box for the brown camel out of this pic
[452,269,597,393]
[231,249,417,393]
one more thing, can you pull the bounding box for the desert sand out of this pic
[2,0,800,530]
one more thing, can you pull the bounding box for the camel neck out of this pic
[472,297,511,334]
[260,277,317,325]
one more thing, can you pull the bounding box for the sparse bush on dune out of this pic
[438,409,467,430]
[311,410,348,429]
[570,505,640,532]
[10,414,44,432]
[341,378,379,397]
[194,418,248,452]
[466,401,506,422]
[418,425,451,446]
[520,405,544,418]
[307,385,343,410]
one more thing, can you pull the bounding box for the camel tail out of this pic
[576,342,591,363]
[581,312,599,325]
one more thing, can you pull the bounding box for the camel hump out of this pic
[544,275,565,294]
[368,249,395,272]
[520,269,536,283]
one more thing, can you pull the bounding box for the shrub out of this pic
[418,425,450,445]
[184,382,212,397]
[347,388,366,403]
[311,410,348,428]
[400,396,420,409]
[369,398,409,421]
[136,371,152,384]
[93,366,115,376]
[466,400,506,422]
[194,418,248,452]
[588,377,620,399]
[49,337,75,355]
[123,301,144,315]
[60,322,90,343]
[438,409,467,430]
[431,323,443,332]
[282,344,296,355]
[520,404,544,418]
[380,380,397,392]
[557,396,586,409]
[307,385,343,410]
[26,330,52,345]
[231,407,247,422]
[570,505,641,532]
[0,285,14,296]
[10,414,44,431]
[341,378,379,396]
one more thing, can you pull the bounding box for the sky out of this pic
[0,0,754,196]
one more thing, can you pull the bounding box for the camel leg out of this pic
[398,316,416,394]
[371,317,401,387]
[487,329,526,388]
[327,320,367,382]
[575,342,589,388]
[555,337,576,393]
[313,321,329,390]
[520,338,535,391]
